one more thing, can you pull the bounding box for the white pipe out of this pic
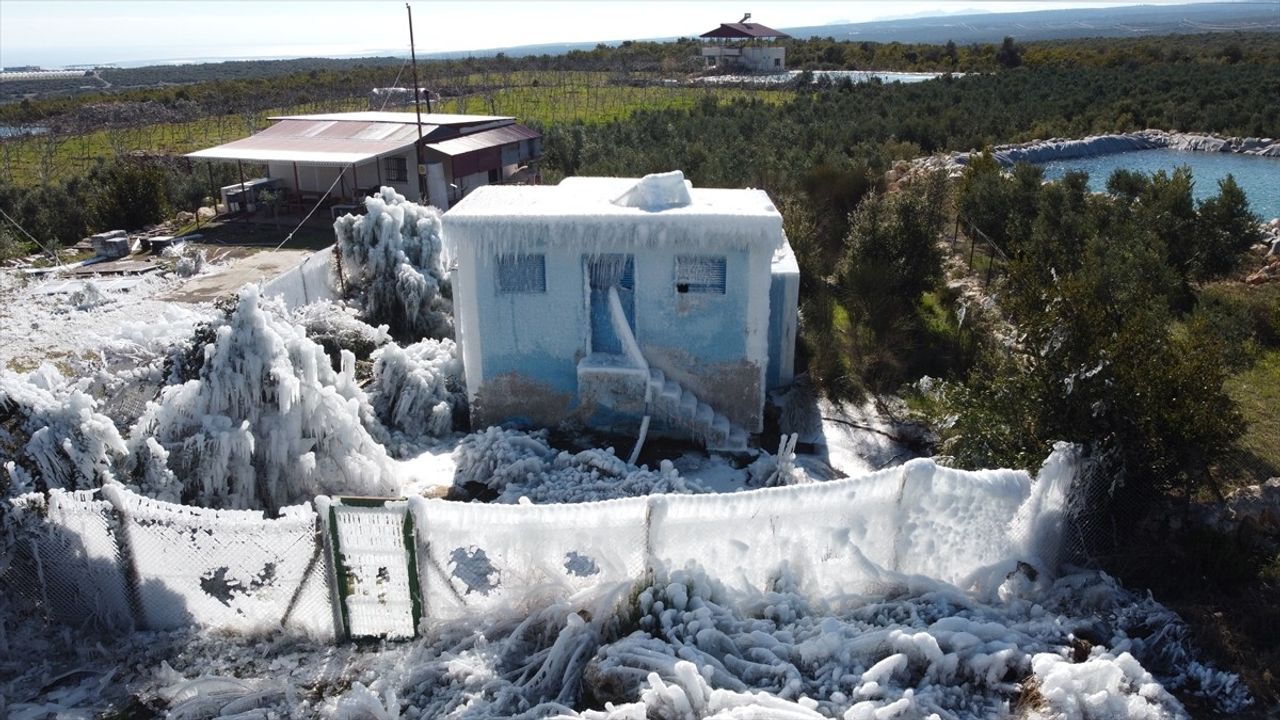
[628,415,651,466]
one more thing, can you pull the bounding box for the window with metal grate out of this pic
[675,255,726,294]
[496,254,547,293]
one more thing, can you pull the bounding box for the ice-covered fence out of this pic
[5,490,133,628]
[260,246,338,309]
[6,449,1075,642]
[100,485,332,637]
[317,497,420,641]
[409,495,649,624]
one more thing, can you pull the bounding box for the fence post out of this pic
[642,496,656,587]
[967,226,976,268]
[100,484,149,630]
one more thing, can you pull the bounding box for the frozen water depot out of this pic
[444,171,799,450]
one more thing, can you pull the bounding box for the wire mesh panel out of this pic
[411,495,649,624]
[102,485,322,633]
[322,498,420,640]
[3,490,133,628]
[648,466,906,606]
[892,462,1031,588]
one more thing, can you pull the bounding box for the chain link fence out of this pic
[2,449,1079,642]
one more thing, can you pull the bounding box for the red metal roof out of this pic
[427,124,541,157]
[700,22,790,39]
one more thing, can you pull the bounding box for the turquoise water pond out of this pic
[1038,148,1280,219]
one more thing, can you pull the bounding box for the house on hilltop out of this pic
[700,14,791,72]
[187,111,541,212]
[443,171,799,451]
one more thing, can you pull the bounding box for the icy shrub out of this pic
[746,433,808,487]
[369,338,465,451]
[452,427,706,503]
[453,426,556,493]
[293,300,391,369]
[334,187,452,341]
[0,364,127,496]
[130,286,397,510]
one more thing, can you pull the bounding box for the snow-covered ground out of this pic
[0,266,217,374]
[0,188,1253,718]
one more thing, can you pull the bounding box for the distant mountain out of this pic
[782,2,1279,44]
[409,3,1277,61]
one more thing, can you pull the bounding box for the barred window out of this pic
[385,156,408,182]
[675,255,726,294]
[496,254,546,293]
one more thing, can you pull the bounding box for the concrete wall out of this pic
[767,244,800,390]
[452,225,773,433]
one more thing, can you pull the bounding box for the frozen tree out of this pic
[0,364,127,497]
[334,187,453,341]
[368,338,465,452]
[129,286,398,511]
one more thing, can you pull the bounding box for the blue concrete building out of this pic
[444,172,798,450]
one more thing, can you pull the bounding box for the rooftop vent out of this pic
[611,170,693,211]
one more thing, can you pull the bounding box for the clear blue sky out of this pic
[0,1,1218,68]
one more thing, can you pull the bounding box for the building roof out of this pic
[186,118,422,166]
[445,174,783,251]
[700,22,790,39]
[268,111,513,126]
[186,112,537,167]
[428,124,541,157]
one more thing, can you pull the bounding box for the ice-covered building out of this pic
[187,112,542,211]
[444,171,799,451]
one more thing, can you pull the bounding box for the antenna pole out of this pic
[407,3,428,203]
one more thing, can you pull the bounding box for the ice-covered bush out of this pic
[129,286,397,510]
[294,301,390,357]
[334,187,452,341]
[0,364,126,497]
[452,427,706,503]
[368,338,464,451]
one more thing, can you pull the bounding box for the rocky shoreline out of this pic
[896,130,1280,181]
[960,130,1280,166]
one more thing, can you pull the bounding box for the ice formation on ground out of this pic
[128,286,397,510]
[0,567,1248,719]
[334,187,453,341]
[452,426,708,503]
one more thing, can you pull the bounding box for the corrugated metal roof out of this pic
[187,118,424,166]
[268,111,514,125]
[700,22,790,39]
[427,124,540,157]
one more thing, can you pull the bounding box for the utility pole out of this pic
[407,3,428,204]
